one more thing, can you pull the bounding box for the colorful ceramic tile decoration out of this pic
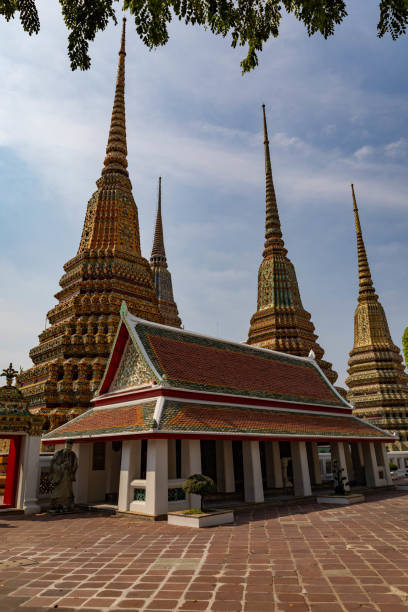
[18,20,181,432]
[346,186,408,450]
[247,106,338,387]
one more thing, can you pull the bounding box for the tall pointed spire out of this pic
[150,177,182,328]
[247,104,338,385]
[346,185,408,450]
[262,104,285,256]
[19,21,163,431]
[351,184,375,300]
[77,17,141,255]
[151,177,166,263]
[101,18,129,183]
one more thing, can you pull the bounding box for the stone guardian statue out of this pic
[49,440,78,513]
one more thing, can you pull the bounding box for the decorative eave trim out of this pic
[43,429,394,444]
[93,382,351,414]
[97,320,129,395]
[91,393,351,420]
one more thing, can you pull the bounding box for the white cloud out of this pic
[353,145,375,161]
[385,138,408,158]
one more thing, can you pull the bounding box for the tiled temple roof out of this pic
[129,315,348,408]
[43,401,156,439]
[160,401,388,438]
[43,307,394,442]
[43,399,392,441]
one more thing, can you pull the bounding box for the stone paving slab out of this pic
[1,490,408,611]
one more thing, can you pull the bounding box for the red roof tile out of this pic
[44,402,155,439]
[146,332,340,405]
[160,402,389,439]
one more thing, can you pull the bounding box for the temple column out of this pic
[181,439,202,508]
[242,440,264,503]
[216,440,235,493]
[362,442,381,487]
[307,442,322,486]
[118,440,141,512]
[344,443,354,482]
[291,441,312,497]
[265,441,283,488]
[18,435,41,514]
[73,442,92,504]
[168,439,177,479]
[223,441,235,492]
[331,442,351,492]
[379,443,392,485]
[145,439,168,517]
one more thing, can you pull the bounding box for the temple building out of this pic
[18,20,177,431]
[247,106,338,386]
[42,303,393,518]
[0,364,43,513]
[346,185,408,450]
[150,177,182,328]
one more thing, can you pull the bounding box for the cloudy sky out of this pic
[1,1,407,386]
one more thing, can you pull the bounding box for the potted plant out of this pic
[182,473,216,512]
[168,474,234,528]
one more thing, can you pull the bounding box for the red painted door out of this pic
[2,436,22,507]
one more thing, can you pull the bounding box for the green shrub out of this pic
[402,327,408,369]
[389,462,398,471]
[182,474,216,512]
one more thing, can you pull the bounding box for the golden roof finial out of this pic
[351,184,375,300]
[1,363,18,387]
[262,104,285,257]
[101,17,129,180]
[151,176,167,264]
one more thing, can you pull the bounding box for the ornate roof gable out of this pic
[99,302,350,409]
[110,339,153,392]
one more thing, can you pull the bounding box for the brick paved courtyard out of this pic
[1,489,408,612]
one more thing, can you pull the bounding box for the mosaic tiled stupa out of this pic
[149,177,182,328]
[247,105,338,385]
[346,185,408,449]
[18,20,163,430]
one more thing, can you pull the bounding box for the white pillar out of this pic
[242,440,264,503]
[118,440,141,512]
[291,441,312,497]
[73,442,91,504]
[331,441,351,492]
[379,443,393,485]
[344,443,354,482]
[271,441,284,488]
[181,439,202,508]
[308,442,322,485]
[264,441,283,488]
[168,439,177,479]
[18,435,41,514]
[216,440,235,493]
[145,439,168,517]
[362,442,381,487]
[223,440,235,493]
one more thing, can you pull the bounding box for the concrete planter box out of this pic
[168,509,234,528]
[316,493,365,505]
